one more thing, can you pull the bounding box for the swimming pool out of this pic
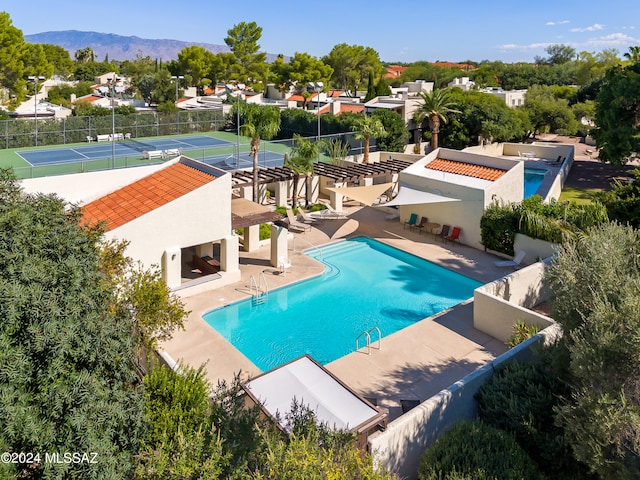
[204,237,482,371]
[524,168,547,198]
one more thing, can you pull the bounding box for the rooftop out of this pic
[426,158,507,181]
[82,161,217,230]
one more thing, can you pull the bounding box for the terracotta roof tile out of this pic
[82,162,216,231]
[426,158,506,181]
[335,104,365,115]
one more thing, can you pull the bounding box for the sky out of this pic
[3,0,640,63]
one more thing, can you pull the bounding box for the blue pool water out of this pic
[524,168,547,198]
[203,237,482,371]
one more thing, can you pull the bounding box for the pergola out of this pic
[230,158,413,188]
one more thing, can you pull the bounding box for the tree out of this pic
[364,69,377,102]
[623,46,640,63]
[239,104,281,202]
[74,46,95,63]
[591,61,640,165]
[177,45,215,93]
[0,169,145,479]
[535,44,577,65]
[285,135,318,207]
[323,43,382,95]
[351,114,386,163]
[270,51,333,96]
[0,12,28,102]
[523,85,580,139]
[413,88,460,150]
[440,89,528,148]
[224,21,268,85]
[545,222,640,479]
[320,137,351,165]
[372,109,410,152]
[40,43,74,78]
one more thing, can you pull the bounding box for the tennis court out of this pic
[17,135,232,166]
[203,150,286,171]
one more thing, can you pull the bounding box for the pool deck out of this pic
[161,204,511,420]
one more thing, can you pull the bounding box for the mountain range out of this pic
[24,30,280,62]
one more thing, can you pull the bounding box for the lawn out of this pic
[559,185,601,205]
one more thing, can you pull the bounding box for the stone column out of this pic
[162,246,182,289]
[274,180,288,206]
[221,235,239,273]
[243,224,260,252]
[270,224,288,268]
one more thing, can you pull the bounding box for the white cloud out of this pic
[579,32,640,49]
[499,42,552,51]
[570,24,604,33]
[546,20,570,26]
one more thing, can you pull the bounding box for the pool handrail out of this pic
[292,236,323,260]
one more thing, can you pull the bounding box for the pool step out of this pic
[309,240,368,260]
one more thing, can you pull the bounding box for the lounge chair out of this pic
[495,250,526,269]
[414,217,428,234]
[278,256,291,276]
[404,213,418,229]
[286,208,311,232]
[315,204,347,219]
[299,209,321,223]
[444,226,461,243]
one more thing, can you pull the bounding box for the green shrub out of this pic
[236,224,273,241]
[308,203,327,212]
[480,196,608,254]
[474,361,591,479]
[507,320,539,347]
[418,419,542,480]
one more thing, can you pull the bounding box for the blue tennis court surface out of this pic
[18,135,232,166]
[203,151,285,171]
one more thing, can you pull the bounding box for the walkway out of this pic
[160,203,511,420]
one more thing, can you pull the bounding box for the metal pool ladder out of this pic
[355,326,382,355]
[249,272,269,305]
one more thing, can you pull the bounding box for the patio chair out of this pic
[403,213,418,230]
[444,226,461,243]
[495,250,526,269]
[278,256,291,276]
[414,217,428,234]
[437,224,451,242]
[286,208,311,232]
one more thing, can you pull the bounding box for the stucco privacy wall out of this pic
[368,324,562,480]
[474,260,555,343]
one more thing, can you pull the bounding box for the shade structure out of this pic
[383,184,461,207]
[243,355,386,435]
[325,182,393,206]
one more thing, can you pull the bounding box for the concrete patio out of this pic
[160,202,512,420]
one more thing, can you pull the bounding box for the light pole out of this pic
[171,75,184,103]
[107,76,121,169]
[28,76,45,147]
[225,84,241,168]
[308,81,324,161]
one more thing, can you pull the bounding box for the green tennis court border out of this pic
[0,130,334,179]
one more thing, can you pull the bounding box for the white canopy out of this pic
[243,355,383,433]
[326,182,393,206]
[383,184,461,207]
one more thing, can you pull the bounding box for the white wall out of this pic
[368,323,562,479]
[106,165,232,270]
[474,260,555,342]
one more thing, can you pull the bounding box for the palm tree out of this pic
[624,46,640,63]
[285,135,318,207]
[413,88,460,151]
[239,104,281,203]
[351,114,386,163]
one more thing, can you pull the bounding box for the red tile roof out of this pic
[82,162,216,231]
[431,61,476,71]
[335,104,365,116]
[286,92,319,102]
[74,95,103,104]
[383,65,408,78]
[426,158,506,181]
[328,90,346,97]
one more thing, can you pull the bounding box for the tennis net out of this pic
[123,138,157,153]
